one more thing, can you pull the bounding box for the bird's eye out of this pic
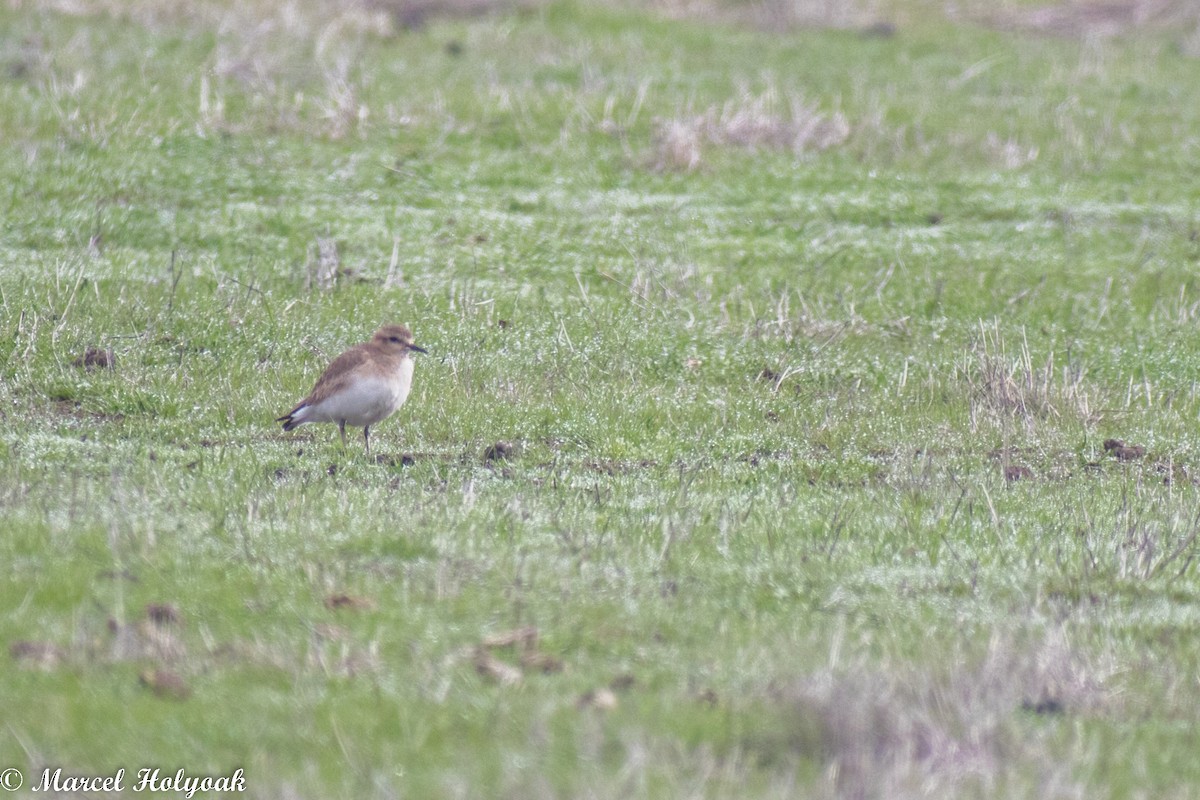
[389,336,401,343]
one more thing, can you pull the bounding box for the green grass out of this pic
[4,0,1200,797]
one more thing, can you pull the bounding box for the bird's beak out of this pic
[409,343,428,354]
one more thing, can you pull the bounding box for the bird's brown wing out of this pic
[277,344,371,423]
[302,345,372,405]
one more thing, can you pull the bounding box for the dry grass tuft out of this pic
[12,0,400,138]
[646,0,892,32]
[308,237,342,291]
[362,0,546,30]
[9,640,67,670]
[647,0,1200,40]
[652,118,704,172]
[104,615,189,663]
[967,0,1200,39]
[760,629,1112,799]
[1110,502,1200,582]
[959,319,1099,431]
[984,131,1040,169]
[651,88,850,171]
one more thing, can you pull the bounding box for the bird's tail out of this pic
[277,404,307,431]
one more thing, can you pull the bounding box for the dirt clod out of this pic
[1021,697,1065,715]
[139,668,190,700]
[484,441,514,462]
[325,594,375,612]
[1104,439,1145,461]
[10,640,64,670]
[73,347,113,370]
[1004,465,1033,482]
[577,687,618,711]
[145,603,181,626]
[1114,445,1144,461]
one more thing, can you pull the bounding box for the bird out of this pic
[277,324,427,455]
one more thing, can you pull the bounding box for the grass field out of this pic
[4,0,1200,797]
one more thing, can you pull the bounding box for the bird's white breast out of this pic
[306,357,414,427]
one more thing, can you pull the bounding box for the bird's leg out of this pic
[363,425,371,456]
[338,420,347,449]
